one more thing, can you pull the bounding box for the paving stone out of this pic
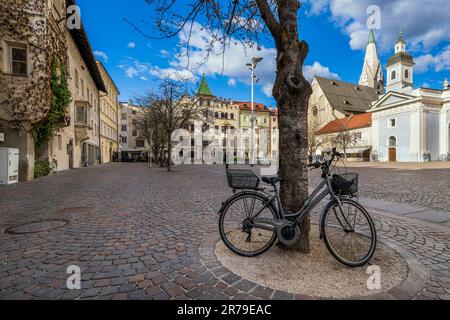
[0,163,448,301]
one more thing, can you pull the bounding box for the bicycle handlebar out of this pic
[308,148,341,170]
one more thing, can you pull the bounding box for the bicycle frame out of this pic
[249,168,354,236]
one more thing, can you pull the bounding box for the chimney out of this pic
[444,78,449,90]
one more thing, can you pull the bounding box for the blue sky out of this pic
[77,0,450,106]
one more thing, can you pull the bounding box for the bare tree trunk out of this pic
[167,139,172,171]
[159,149,165,167]
[273,0,313,253]
[153,149,159,166]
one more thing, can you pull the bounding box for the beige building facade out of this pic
[0,0,108,179]
[119,103,149,161]
[98,61,119,163]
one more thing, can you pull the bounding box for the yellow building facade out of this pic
[97,61,119,163]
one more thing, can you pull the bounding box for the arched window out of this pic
[312,106,318,117]
[230,113,234,120]
[214,112,218,118]
[389,136,397,147]
[391,71,396,80]
[405,69,409,78]
[224,113,228,119]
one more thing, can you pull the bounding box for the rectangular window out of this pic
[76,106,87,123]
[136,140,145,148]
[132,119,137,125]
[121,125,127,132]
[389,119,397,128]
[121,136,127,144]
[75,68,79,88]
[81,79,84,95]
[132,130,137,137]
[57,135,63,151]
[10,47,27,75]
[354,132,362,140]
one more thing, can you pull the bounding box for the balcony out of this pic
[75,121,92,144]
[74,101,93,144]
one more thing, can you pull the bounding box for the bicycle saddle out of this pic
[262,176,284,185]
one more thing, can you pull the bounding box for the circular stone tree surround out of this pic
[201,227,428,299]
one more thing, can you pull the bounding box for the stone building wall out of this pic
[0,0,68,180]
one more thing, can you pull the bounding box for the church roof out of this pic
[314,76,380,114]
[368,29,376,44]
[386,52,414,68]
[197,75,213,96]
[317,113,372,135]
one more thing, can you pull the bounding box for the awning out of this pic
[341,147,372,154]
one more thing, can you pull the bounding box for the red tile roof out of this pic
[235,102,269,112]
[317,113,372,135]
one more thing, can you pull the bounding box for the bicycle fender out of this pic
[216,191,251,215]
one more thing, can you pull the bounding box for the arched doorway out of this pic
[388,136,397,162]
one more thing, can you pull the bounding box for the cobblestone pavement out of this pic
[310,164,450,213]
[0,163,449,300]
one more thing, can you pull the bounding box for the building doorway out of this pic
[388,136,397,162]
[389,148,397,162]
[81,143,88,167]
[67,140,74,169]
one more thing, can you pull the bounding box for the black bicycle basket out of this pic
[331,173,358,195]
[226,169,260,189]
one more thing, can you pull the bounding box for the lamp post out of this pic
[246,53,263,164]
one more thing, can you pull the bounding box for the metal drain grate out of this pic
[4,219,69,235]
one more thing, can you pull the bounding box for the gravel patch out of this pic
[215,228,408,298]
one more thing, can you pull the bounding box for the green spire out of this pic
[368,28,376,45]
[197,74,213,96]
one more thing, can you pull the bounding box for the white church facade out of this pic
[370,33,450,162]
[310,30,450,162]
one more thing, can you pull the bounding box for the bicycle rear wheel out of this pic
[321,199,377,267]
[219,192,278,257]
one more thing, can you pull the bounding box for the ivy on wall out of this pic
[33,59,71,150]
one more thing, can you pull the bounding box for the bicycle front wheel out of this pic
[322,199,377,267]
[219,192,278,257]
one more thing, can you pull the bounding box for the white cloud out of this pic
[139,22,339,99]
[306,0,450,53]
[149,67,196,81]
[262,84,273,98]
[160,49,170,57]
[415,45,450,73]
[118,57,196,81]
[119,58,150,78]
[227,78,237,87]
[127,42,136,49]
[303,61,341,82]
[94,50,108,62]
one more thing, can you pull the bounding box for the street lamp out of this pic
[246,53,263,164]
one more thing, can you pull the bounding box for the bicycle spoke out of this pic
[220,194,277,256]
[323,200,376,266]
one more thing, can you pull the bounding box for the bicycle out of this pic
[218,148,377,268]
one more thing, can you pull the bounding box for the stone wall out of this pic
[0,0,68,180]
